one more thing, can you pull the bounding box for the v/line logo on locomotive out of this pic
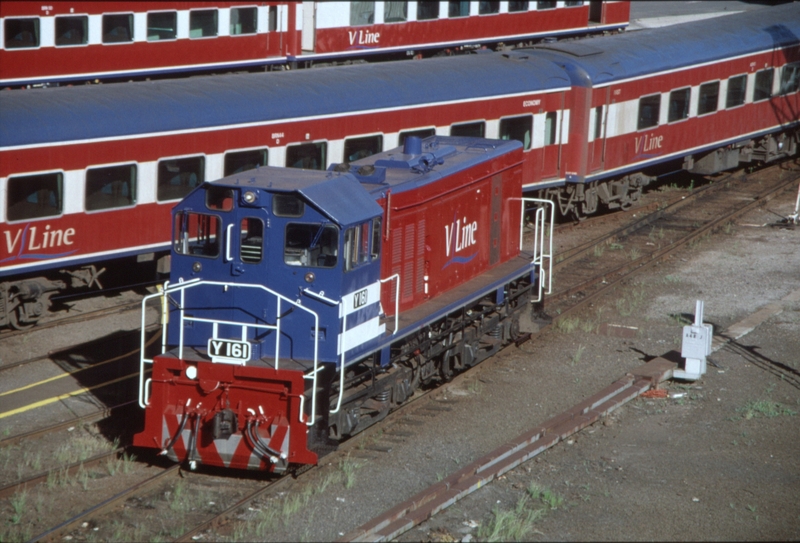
[445,215,479,258]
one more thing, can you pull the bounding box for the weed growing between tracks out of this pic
[476,482,566,542]
[226,458,368,541]
[737,399,797,420]
[53,427,116,465]
[1,488,33,543]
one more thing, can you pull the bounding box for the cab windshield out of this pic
[174,211,220,257]
[284,223,338,268]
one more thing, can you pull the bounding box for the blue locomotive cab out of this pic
[166,167,385,369]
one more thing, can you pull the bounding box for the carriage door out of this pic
[302,1,316,52]
[539,93,565,180]
[589,1,603,24]
[589,87,610,172]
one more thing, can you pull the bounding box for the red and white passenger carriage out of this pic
[1,4,798,328]
[0,1,629,87]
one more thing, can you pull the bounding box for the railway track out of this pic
[6,163,797,542]
[548,166,800,319]
[0,298,143,342]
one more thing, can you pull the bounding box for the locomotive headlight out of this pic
[243,191,257,204]
[185,365,198,380]
[192,261,202,273]
[305,272,315,283]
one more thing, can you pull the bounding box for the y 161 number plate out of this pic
[208,338,251,364]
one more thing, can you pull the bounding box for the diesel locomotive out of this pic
[133,136,553,471]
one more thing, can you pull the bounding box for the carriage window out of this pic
[448,1,470,17]
[726,75,747,108]
[240,218,264,263]
[4,18,39,49]
[55,16,88,46]
[544,112,558,146]
[230,7,257,35]
[190,9,218,38]
[754,68,773,102]
[385,2,408,22]
[284,223,338,268]
[479,2,500,15]
[637,94,661,130]
[6,173,62,222]
[268,6,278,31]
[450,121,486,138]
[779,63,800,95]
[224,149,268,176]
[273,194,305,217]
[286,142,327,170]
[147,12,177,41]
[418,2,440,20]
[157,156,204,201]
[668,87,690,122]
[537,1,557,10]
[173,212,220,257]
[697,81,719,116]
[565,1,585,6]
[500,115,532,150]
[593,106,603,139]
[350,2,375,25]
[103,14,133,43]
[509,2,530,12]
[85,164,136,211]
[344,135,383,162]
[399,129,435,146]
[205,186,233,211]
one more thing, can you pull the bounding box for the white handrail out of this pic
[225,223,233,262]
[520,197,554,302]
[138,279,320,426]
[330,309,346,414]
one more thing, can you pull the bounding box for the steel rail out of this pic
[0,401,136,449]
[549,173,799,320]
[0,299,143,341]
[31,464,181,543]
[0,448,123,500]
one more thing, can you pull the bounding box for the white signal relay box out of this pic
[675,300,713,381]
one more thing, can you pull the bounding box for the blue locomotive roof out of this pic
[210,136,519,225]
[0,52,568,148]
[215,166,382,227]
[531,3,800,85]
